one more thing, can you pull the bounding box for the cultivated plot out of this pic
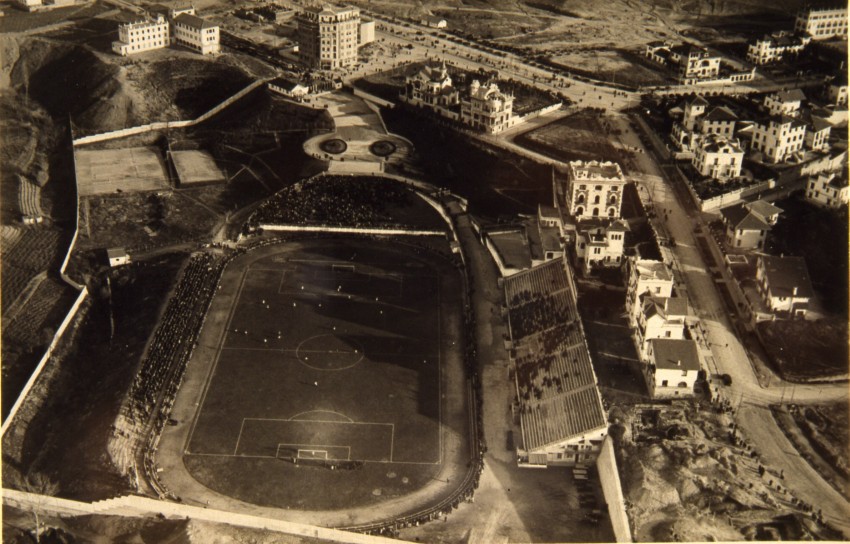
[186,244,444,467]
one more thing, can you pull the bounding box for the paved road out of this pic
[613,114,850,536]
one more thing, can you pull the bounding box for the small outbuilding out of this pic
[107,247,130,268]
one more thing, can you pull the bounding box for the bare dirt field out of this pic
[756,318,849,383]
[354,0,812,81]
[75,147,170,196]
[171,150,227,186]
[513,109,623,164]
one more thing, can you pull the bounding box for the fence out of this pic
[517,102,562,123]
[72,79,269,146]
[596,437,633,542]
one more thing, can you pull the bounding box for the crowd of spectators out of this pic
[125,253,225,426]
[250,175,422,230]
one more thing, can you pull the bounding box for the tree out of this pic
[18,471,59,544]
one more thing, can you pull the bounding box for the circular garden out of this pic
[320,138,348,154]
[369,140,397,157]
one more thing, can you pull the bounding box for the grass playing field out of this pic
[179,237,466,510]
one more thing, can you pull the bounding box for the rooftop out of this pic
[773,89,807,103]
[721,205,772,231]
[505,260,607,452]
[173,12,216,29]
[633,259,673,282]
[702,106,738,123]
[487,229,532,272]
[568,160,625,182]
[760,255,815,299]
[650,338,701,371]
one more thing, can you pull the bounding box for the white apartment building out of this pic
[764,89,805,117]
[645,339,701,398]
[566,160,627,220]
[806,171,849,208]
[794,7,848,40]
[574,220,627,274]
[804,115,831,151]
[692,134,744,181]
[746,31,811,65]
[460,80,515,134]
[636,296,688,360]
[296,4,360,70]
[828,80,847,106]
[756,255,814,317]
[112,14,170,56]
[750,116,807,163]
[172,13,219,55]
[625,258,674,326]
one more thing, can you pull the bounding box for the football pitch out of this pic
[176,239,464,508]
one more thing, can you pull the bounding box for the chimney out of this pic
[792,286,798,296]
[676,360,682,367]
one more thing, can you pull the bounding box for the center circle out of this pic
[320,138,348,154]
[296,334,364,371]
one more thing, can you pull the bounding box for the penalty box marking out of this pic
[233,418,400,463]
[276,444,352,461]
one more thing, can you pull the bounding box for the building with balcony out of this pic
[460,80,515,134]
[574,219,627,274]
[794,7,848,40]
[635,296,688,360]
[692,134,744,181]
[400,61,459,112]
[765,89,806,117]
[750,116,807,163]
[112,14,170,56]
[746,31,811,65]
[296,4,360,70]
[565,160,627,220]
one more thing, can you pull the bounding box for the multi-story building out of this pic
[746,31,811,65]
[625,258,674,325]
[635,296,688,360]
[750,116,807,163]
[755,255,814,317]
[805,171,849,208]
[764,89,805,117]
[460,80,515,134]
[296,4,360,70]
[692,134,744,181]
[574,219,627,274]
[112,14,170,56]
[172,13,219,55]
[804,114,832,151]
[645,339,701,398]
[720,199,782,250]
[645,42,722,83]
[794,7,848,40]
[673,97,738,152]
[566,160,627,220]
[400,61,459,112]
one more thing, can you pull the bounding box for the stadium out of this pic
[152,184,477,524]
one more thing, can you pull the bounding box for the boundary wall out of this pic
[1,489,401,544]
[596,437,632,542]
[72,79,268,146]
[2,126,88,435]
[259,224,445,236]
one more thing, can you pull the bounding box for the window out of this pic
[661,380,669,387]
